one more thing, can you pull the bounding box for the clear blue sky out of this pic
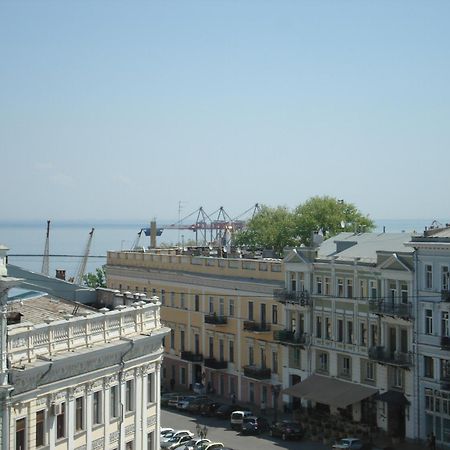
[1,0,449,222]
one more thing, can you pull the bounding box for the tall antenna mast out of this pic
[41,220,50,276]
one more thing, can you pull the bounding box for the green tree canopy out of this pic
[82,267,106,288]
[233,197,374,256]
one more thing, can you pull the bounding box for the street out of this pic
[161,408,329,450]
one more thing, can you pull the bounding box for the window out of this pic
[249,346,254,366]
[370,280,377,299]
[318,352,328,373]
[365,361,375,381]
[424,356,434,378]
[194,294,200,311]
[170,292,175,307]
[272,305,278,324]
[443,311,450,337]
[426,264,433,289]
[339,355,351,377]
[180,330,185,352]
[209,297,214,314]
[56,403,65,439]
[16,418,26,450]
[325,277,331,296]
[360,280,367,298]
[316,276,322,295]
[316,316,322,338]
[180,293,185,309]
[180,367,186,385]
[401,283,408,304]
[425,309,433,335]
[337,319,344,342]
[209,336,214,358]
[347,321,353,344]
[325,317,331,340]
[346,279,353,298]
[147,432,154,450]
[75,397,84,431]
[229,299,234,316]
[229,341,234,363]
[148,373,154,403]
[249,382,255,403]
[337,278,344,297]
[161,289,165,304]
[248,302,254,321]
[360,322,367,346]
[93,391,102,425]
[260,348,266,368]
[110,385,119,419]
[389,281,397,302]
[194,334,200,354]
[36,410,45,447]
[219,298,224,316]
[272,351,278,374]
[443,266,449,291]
[370,324,378,346]
[392,367,404,388]
[126,380,134,412]
[219,339,224,361]
[126,441,133,450]
[170,330,175,349]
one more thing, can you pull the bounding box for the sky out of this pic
[1,0,450,223]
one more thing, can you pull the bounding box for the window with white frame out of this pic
[424,356,434,378]
[360,280,367,299]
[272,351,278,374]
[316,276,322,295]
[337,319,344,342]
[229,299,234,316]
[347,321,353,344]
[370,324,378,346]
[318,351,329,373]
[401,283,408,304]
[219,298,224,316]
[125,380,134,412]
[370,280,377,299]
[325,317,332,340]
[339,355,351,378]
[170,292,175,307]
[365,360,375,381]
[337,278,344,297]
[110,385,119,419]
[75,397,84,431]
[148,373,154,403]
[180,293,185,309]
[16,418,26,450]
[425,309,433,335]
[161,289,165,304]
[36,410,45,447]
[443,266,450,291]
[209,297,214,314]
[360,322,367,346]
[346,279,353,298]
[92,391,102,425]
[325,277,331,296]
[248,346,254,366]
[389,280,397,302]
[316,316,322,338]
[56,403,66,439]
[425,264,433,289]
[442,311,450,337]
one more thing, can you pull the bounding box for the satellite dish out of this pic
[340,221,346,229]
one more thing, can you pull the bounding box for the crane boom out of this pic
[74,228,95,285]
[41,220,50,276]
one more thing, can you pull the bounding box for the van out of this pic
[230,410,253,430]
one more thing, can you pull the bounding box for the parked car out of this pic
[161,393,178,407]
[241,416,270,435]
[173,438,210,450]
[230,410,253,430]
[269,420,304,440]
[332,437,364,449]
[187,397,213,414]
[199,401,223,416]
[161,435,193,449]
[161,430,194,443]
[161,427,175,436]
[201,444,224,450]
[215,404,243,419]
[168,395,191,408]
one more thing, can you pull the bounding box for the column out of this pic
[120,376,126,450]
[67,390,75,450]
[236,296,242,402]
[135,368,143,450]
[86,385,93,450]
[155,363,161,450]
[104,379,111,450]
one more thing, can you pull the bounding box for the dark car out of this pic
[186,397,212,414]
[269,420,304,440]
[199,401,223,416]
[241,416,270,435]
[215,404,244,419]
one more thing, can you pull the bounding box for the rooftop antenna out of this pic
[41,220,50,276]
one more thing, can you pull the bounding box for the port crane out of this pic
[41,220,51,276]
[74,228,95,285]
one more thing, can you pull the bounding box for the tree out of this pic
[82,267,106,288]
[293,196,375,246]
[233,205,298,256]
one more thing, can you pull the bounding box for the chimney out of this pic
[55,269,66,281]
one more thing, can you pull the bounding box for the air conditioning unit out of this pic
[52,403,63,416]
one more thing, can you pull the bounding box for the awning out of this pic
[376,390,410,406]
[282,374,378,408]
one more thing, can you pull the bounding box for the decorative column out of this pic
[155,363,161,450]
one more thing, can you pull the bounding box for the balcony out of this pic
[441,336,450,350]
[204,314,228,325]
[243,365,272,380]
[273,288,310,306]
[441,375,450,391]
[368,346,412,367]
[243,321,271,333]
[180,351,203,363]
[204,358,228,370]
[442,290,450,302]
[273,330,308,346]
[368,300,413,320]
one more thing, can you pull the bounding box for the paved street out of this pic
[161,408,329,450]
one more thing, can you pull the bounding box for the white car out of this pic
[161,435,193,449]
[173,438,210,450]
[202,444,224,450]
[161,430,194,443]
[161,428,175,436]
[332,437,364,449]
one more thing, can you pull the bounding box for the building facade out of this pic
[0,245,169,450]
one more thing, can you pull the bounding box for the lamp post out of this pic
[272,384,281,424]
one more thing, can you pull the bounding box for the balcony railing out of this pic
[442,290,450,302]
[204,314,228,325]
[368,346,412,367]
[204,358,228,370]
[243,321,271,332]
[368,300,413,320]
[273,288,310,306]
[273,329,308,346]
[441,336,450,350]
[180,351,203,362]
[243,365,272,380]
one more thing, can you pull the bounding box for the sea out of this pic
[0,218,448,281]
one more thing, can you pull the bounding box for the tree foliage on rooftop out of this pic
[82,267,106,288]
[233,196,375,256]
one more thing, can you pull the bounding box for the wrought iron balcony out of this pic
[273,288,310,306]
[442,290,450,302]
[368,300,413,320]
[243,321,271,332]
[441,336,450,350]
[273,329,308,346]
[243,365,272,380]
[204,314,228,325]
[180,351,203,362]
[204,358,228,370]
[368,346,412,367]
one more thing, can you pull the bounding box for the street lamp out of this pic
[272,384,281,424]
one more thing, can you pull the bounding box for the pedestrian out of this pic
[231,393,236,405]
[196,423,201,437]
[203,425,208,438]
